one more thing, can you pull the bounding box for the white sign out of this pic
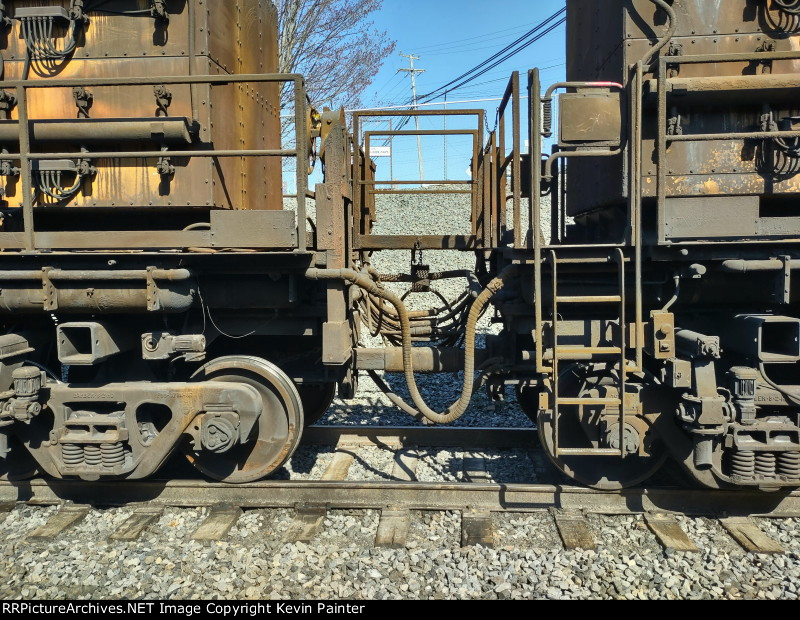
[370,146,392,158]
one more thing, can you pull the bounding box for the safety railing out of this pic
[352,109,484,251]
[494,71,524,249]
[0,72,310,252]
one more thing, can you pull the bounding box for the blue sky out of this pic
[355,0,567,183]
[362,0,566,109]
[298,1,567,190]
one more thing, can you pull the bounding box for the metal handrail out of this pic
[496,72,523,248]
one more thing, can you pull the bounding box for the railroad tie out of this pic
[284,503,327,543]
[109,506,164,542]
[190,505,243,542]
[27,504,90,541]
[374,508,412,549]
[461,509,495,548]
[553,510,597,550]
[462,454,493,483]
[644,513,699,553]
[320,448,356,481]
[720,517,784,555]
[391,449,419,482]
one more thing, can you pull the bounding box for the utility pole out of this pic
[399,52,425,183]
[443,92,448,181]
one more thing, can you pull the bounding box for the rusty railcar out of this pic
[517,0,800,490]
[0,0,353,483]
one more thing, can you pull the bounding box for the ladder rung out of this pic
[545,244,625,251]
[555,295,622,304]
[555,346,622,359]
[557,448,624,457]
[557,398,622,406]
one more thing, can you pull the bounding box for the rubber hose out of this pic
[642,0,677,67]
[306,266,519,424]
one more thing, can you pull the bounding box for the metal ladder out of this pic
[542,247,629,458]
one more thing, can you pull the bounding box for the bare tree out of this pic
[276,0,395,112]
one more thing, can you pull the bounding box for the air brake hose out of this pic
[642,0,677,67]
[306,265,519,425]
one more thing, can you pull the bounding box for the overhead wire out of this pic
[418,7,566,103]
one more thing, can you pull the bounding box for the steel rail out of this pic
[3,479,800,517]
[301,426,539,449]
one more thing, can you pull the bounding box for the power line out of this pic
[418,7,566,103]
[422,18,566,104]
[410,21,547,53]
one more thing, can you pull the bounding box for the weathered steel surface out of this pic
[2,0,282,213]
[5,480,800,517]
[300,427,540,450]
[564,0,800,228]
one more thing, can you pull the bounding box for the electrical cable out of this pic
[418,8,566,103]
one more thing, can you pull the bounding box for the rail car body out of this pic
[0,0,797,493]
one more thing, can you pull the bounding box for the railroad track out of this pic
[1,426,798,553]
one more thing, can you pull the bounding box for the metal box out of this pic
[0,0,283,211]
[559,92,622,146]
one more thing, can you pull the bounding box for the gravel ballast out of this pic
[1,191,795,602]
[2,505,799,600]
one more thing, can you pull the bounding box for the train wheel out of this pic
[184,356,304,483]
[0,436,38,481]
[537,366,666,490]
[297,383,336,427]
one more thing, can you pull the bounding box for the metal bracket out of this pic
[667,42,683,78]
[0,149,19,179]
[145,267,161,312]
[757,41,776,74]
[142,332,206,361]
[780,255,792,305]
[156,155,175,177]
[410,240,430,293]
[154,85,172,118]
[667,107,683,136]
[151,0,169,22]
[0,1,10,27]
[69,0,88,25]
[761,106,778,133]
[76,155,97,178]
[72,87,93,119]
[0,90,16,120]
[42,268,58,312]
